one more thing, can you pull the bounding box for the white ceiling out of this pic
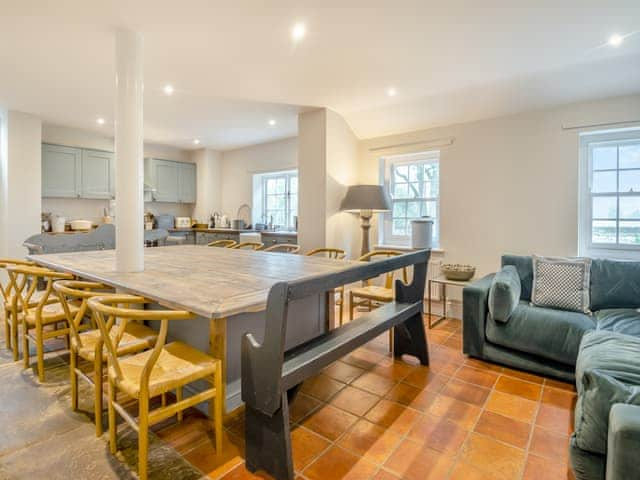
[0,0,639,149]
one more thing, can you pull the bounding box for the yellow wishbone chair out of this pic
[230,242,264,250]
[0,258,38,356]
[7,265,78,381]
[207,239,237,248]
[305,248,348,325]
[262,243,301,253]
[88,295,223,480]
[54,280,158,436]
[349,250,409,351]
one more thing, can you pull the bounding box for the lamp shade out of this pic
[340,185,391,212]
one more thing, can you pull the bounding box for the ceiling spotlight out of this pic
[608,34,624,47]
[163,84,175,95]
[96,117,105,125]
[193,139,200,145]
[387,87,397,97]
[291,22,306,42]
[268,119,277,126]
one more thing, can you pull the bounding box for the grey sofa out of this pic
[463,254,640,480]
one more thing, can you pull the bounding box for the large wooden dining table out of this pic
[29,245,356,414]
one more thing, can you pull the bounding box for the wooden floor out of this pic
[0,313,577,480]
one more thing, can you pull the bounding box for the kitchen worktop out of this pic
[168,227,297,236]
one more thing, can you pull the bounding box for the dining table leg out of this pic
[209,317,227,417]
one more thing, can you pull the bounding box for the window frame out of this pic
[254,169,298,231]
[579,129,640,259]
[379,151,440,247]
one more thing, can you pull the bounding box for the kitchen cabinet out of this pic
[260,232,298,247]
[42,144,114,199]
[80,149,114,199]
[148,158,197,204]
[42,144,81,198]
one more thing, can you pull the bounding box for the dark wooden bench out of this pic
[241,249,431,480]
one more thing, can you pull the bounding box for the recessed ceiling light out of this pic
[96,117,105,125]
[291,22,306,42]
[268,119,277,126]
[387,87,397,97]
[608,34,624,47]
[193,139,200,145]
[163,84,175,95]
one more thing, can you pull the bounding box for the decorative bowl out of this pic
[441,264,476,281]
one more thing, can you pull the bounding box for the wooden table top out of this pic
[29,246,356,319]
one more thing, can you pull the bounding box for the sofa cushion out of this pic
[501,254,533,301]
[488,266,521,323]
[486,301,595,366]
[574,331,640,455]
[531,255,591,313]
[590,259,640,311]
[595,309,640,338]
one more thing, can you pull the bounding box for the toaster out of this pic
[175,217,192,228]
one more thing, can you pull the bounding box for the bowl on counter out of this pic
[441,264,476,281]
[70,220,93,231]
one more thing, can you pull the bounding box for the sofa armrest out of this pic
[606,404,640,480]
[462,273,495,358]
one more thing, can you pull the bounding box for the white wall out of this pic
[191,148,223,223]
[359,93,640,276]
[41,124,193,224]
[220,136,297,220]
[0,111,42,258]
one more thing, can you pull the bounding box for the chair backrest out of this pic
[263,244,300,254]
[357,250,407,289]
[0,258,35,306]
[88,295,194,393]
[207,239,237,248]
[231,242,264,250]
[305,248,346,260]
[6,265,73,314]
[53,280,113,348]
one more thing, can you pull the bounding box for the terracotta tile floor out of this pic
[154,315,577,480]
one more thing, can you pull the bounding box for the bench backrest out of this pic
[242,249,430,414]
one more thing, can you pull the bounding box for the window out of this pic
[580,129,640,258]
[252,170,298,230]
[380,151,440,246]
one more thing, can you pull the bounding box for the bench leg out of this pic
[393,312,429,366]
[245,391,294,480]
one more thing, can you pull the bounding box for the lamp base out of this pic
[359,210,373,257]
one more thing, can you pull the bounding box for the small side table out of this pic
[427,276,474,328]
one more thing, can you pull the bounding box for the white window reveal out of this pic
[580,129,640,259]
[380,151,440,247]
[252,169,298,231]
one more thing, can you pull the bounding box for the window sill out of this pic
[375,244,444,254]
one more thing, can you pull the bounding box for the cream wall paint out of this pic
[0,111,42,258]
[41,124,193,224]
[325,109,360,258]
[359,93,640,277]
[191,148,223,223]
[220,137,297,220]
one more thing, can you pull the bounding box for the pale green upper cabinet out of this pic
[148,158,197,203]
[178,162,197,203]
[42,144,81,198]
[80,149,114,199]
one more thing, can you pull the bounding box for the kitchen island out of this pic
[29,245,354,414]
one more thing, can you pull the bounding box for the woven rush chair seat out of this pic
[24,301,80,327]
[349,285,395,302]
[112,341,218,398]
[73,322,157,362]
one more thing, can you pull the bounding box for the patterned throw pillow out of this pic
[531,255,592,313]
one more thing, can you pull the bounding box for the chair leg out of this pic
[213,368,223,453]
[22,328,30,369]
[349,292,355,321]
[338,292,344,327]
[138,394,149,480]
[94,354,104,437]
[4,309,11,351]
[108,378,117,454]
[176,387,183,422]
[36,326,45,382]
[70,349,78,411]
[12,307,20,361]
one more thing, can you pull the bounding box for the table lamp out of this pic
[340,185,391,256]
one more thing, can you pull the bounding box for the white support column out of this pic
[115,29,144,272]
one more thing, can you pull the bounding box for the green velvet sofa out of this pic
[462,254,640,480]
